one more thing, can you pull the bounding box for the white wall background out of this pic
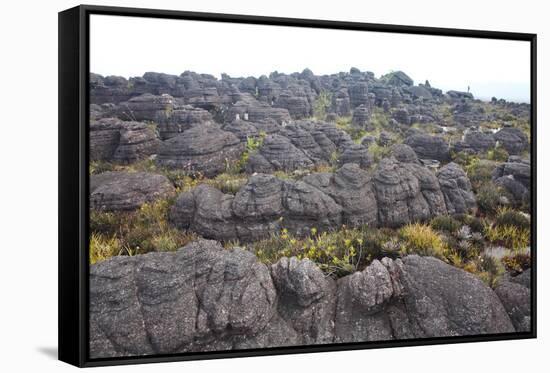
[0,0,547,371]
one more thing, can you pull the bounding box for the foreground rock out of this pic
[90,240,515,358]
[495,270,531,332]
[170,160,476,241]
[90,171,175,211]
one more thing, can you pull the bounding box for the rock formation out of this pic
[90,171,175,211]
[170,160,475,241]
[90,118,159,163]
[89,240,516,358]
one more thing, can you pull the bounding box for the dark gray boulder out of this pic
[170,173,342,242]
[303,163,378,226]
[90,240,277,357]
[334,258,404,342]
[246,134,314,173]
[351,104,371,129]
[90,244,516,358]
[90,118,158,163]
[395,255,515,337]
[330,88,351,116]
[392,107,410,125]
[437,162,477,214]
[348,81,370,108]
[453,130,496,154]
[274,89,312,119]
[383,71,414,87]
[90,171,175,211]
[495,274,531,332]
[390,143,419,164]
[492,158,530,205]
[156,124,244,177]
[157,105,213,140]
[271,257,336,344]
[494,127,529,155]
[372,157,447,227]
[338,144,374,169]
[117,93,175,122]
[90,74,135,104]
[228,100,292,124]
[222,119,280,142]
[404,133,451,162]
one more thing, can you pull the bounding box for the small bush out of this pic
[495,208,530,230]
[238,132,266,170]
[313,90,332,120]
[477,182,507,215]
[248,225,393,278]
[399,223,448,259]
[465,159,497,191]
[502,252,531,274]
[368,143,391,162]
[484,222,530,251]
[487,147,509,162]
[90,233,122,264]
[204,173,247,194]
[478,254,506,288]
[89,160,116,175]
[430,215,461,233]
[89,198,199,263]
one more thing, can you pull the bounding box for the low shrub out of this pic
[495,208,530,230]
[89,198,199,262]
[465,159,497,191]
[313,90,332,120]
[89,160,116,175]
[204,173,247,194]
[368,143,391,162]
[484,222,530,251]
[249,225,393,277]
[89,233,123,264]
[399,223,448,259]
[476,182,507,215]
[502,252,531,274]
[430,215,461,233]
[487,147,509,162]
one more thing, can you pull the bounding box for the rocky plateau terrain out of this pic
[88,68,532,358]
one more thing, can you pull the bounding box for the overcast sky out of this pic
[90,15,531,102]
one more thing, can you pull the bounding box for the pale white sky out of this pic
[90,15,531,102]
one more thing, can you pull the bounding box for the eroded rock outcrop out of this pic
[156,124,244,177]
[170,160,475,241]
[437,162,477,214]
[90,171,175,211]
[495,270,531,332]
[495,127,529,155]
[372,157,447,227]
[492,158,531,206]
[90,118,159,163]
[404,133,451,162]
[90,240,516,358]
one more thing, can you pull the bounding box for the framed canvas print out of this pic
[58,5,537,367]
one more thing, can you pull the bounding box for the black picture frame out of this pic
[59,4,537,368]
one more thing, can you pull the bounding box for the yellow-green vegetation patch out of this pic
[244,225,395,277]
[89,198,199,263]
[399,223,449,260]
